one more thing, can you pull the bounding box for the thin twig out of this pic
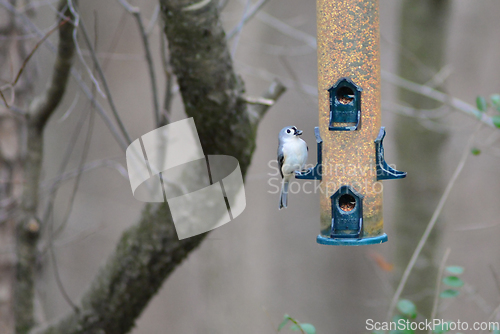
[1,1,129,151]
[78,15,132,144]
[490,265,500,297]
[46,206,79,312]
[71,68,129,151]
[284,316,306,334]
[0,18,67,112]
[226,0,272,40]
[57,91,80,122]
[146,4,160,35]
[382,70,497,129]
[41,159,128,191]
[40,104,88,226]
[254,11,317,49]
[230,0,251,57]
[481,303,500,334]
[248,78,286,125]
[159,30,173,126]
[0,18,67,110]
[64,0,105,98]
[429,248,451,334]
[116,0,161,126]
[243,96,275,106]
[236,59,316,96]
[278,55,317,106]
[53,107,93,237]
[0,89,10,109]
[12,18,68,87]
[13,1,77,331]
[22,0,129,149]
[218,0,230,11]
[54,12,97,237]
[387,121,483,321]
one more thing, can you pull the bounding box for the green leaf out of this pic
[492,115,500,128]
[491,94,500,111]
[477,96,488,112]
[290,323,316,334]
[372,331,385,334]
[442,276,464,287]
[471,147,481,156]
[278,315,291,331]
[433,321,451,334]
[397,299,417,319]
[440,289,460,298]
[445,266,464,275]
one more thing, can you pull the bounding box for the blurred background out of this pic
[2,0,500,333]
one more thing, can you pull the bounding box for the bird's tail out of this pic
[279,177,290,209]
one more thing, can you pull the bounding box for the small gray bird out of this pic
[277,126,308,209]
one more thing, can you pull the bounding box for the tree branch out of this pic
[29,0,281,333]
[116,0,161,126]
[28,1,75,131]
[78,15,132,145]
[248,78,286,126]
[382,70,497,129]
[15,1,76,333]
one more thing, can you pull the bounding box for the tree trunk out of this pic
[0,3,35,331]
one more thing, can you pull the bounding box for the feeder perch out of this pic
[296,0,406,246]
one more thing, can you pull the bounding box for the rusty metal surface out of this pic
[317,0,383,237]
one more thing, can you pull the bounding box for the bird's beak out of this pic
[295,129,303,136]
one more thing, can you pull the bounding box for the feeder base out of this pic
[317,233,387,246]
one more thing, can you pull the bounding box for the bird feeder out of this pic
[296,0,406,245]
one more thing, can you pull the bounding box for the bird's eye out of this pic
[286,129,291,134]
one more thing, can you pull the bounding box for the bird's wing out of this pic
[277,148,284,179]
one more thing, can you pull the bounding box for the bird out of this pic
[277,126,308,209]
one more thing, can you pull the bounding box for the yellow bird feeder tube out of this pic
[296,0,406,245]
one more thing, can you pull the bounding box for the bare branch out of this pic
[15,2,77,333]
[159,31,173,125]
[78,15,132,145]
[387,121,482,321]
[70,68,129,151]
[226,0,272,40]
[11,19,67,89]
[40,159,128,191]
[429,247,451,333]
[28,4,75,130]
[230,0,251,56]
[253,11,317,49]
[248,78,286,126]
[29,0,284,332]
[116,0,161,126]
[0,18,68,115]
[146,4,161,35]
[64,0,105,98]
[0,3,128,151]
[382,70,497,129]
[3,1,129,150]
